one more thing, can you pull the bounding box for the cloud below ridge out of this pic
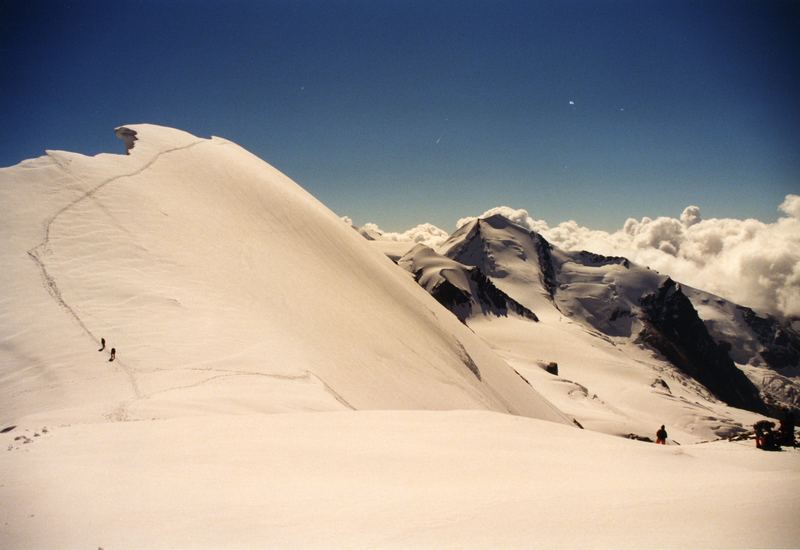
[358,221,450,248]
[456,198,800,319]
[350,196,799,318]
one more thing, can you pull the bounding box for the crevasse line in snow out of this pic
[131,368,356,411]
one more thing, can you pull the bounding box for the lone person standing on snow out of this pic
[98,337,106,352]
[656,425,668,445]
[109,348,116,362]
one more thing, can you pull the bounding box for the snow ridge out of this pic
[1,124,571,427]
[26,135,207,398]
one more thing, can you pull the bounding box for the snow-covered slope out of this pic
[2,126,798,549]
[3,410,798,549]
[0,124,568,427]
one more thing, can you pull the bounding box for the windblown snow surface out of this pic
[1,125,798,548]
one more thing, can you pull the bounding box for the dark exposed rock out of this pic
[739,306,800,369]
[638,278,768,415]
[575,250,630,269]
[651,378,671,394]
[513,369,532,387]
[425,276,472,321]
[400,243,538,323]
[456,343,482,381]
[626,434,655,443]
[420,266,538,323]
[468,268,538,321]
[533,232,558,300]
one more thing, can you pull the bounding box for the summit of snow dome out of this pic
[0,124,569,427]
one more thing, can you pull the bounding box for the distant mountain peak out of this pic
[420,213,798,416]
[398,244,538,323]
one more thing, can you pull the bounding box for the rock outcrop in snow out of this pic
[739,307,800,369]
[639,278,767,414]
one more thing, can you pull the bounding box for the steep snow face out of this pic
[440,215,557,315]
[398,244,537,322]
[0,124,569,426]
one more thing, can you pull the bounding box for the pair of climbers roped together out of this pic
[98,337,116,362]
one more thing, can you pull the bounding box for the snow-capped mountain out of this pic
[395,214,798,439]
[2,125,798,549]
[0,124,568,427]
[398,243,537,322]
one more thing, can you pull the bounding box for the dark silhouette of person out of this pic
[109,348,116,362]
[98,337,106,352]
[779,410,796,447]
[656,425,667,444]
[754,420,776,449]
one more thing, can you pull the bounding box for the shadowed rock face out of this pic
[464,267,538,322]
[639,279,768,414]
[739,307,800,369]
[398,244,537,323]
[532,230,558,300]
[418,265,538,323]
[424,274,471,320]
[441,219,498,276]
[573,250,630,269]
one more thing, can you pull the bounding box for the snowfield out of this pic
[2,411,799,549]
[1,125,798,548]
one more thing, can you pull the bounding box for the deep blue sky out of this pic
[2,0,798,231]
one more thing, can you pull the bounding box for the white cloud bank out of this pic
[358,221,450,248]
[455,197,800,318]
